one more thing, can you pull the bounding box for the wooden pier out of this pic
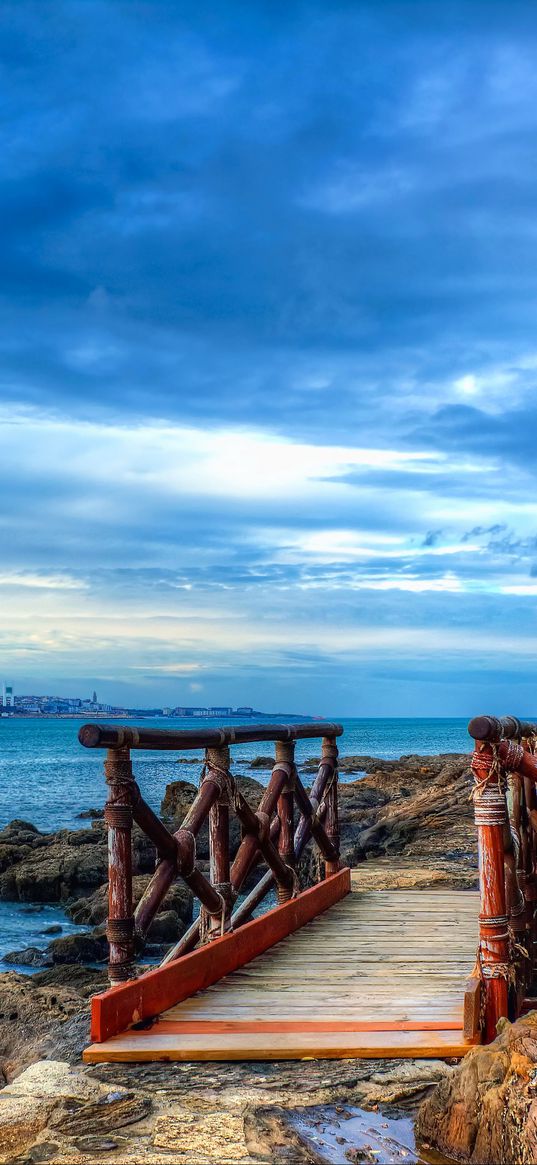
[79,716,537,1063]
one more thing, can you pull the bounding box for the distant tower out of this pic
[2,683,14,707]
[92,690,97,704]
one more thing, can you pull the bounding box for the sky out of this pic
[2,0,537,716]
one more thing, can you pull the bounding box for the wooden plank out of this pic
[464,976,482,1040]
[151,1018,465,1033]
[83,1027,475,1063]
[90,866,351,1043]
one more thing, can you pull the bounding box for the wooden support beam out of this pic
[104,748,135,985]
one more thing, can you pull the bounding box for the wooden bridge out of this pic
[80,716,537,1063]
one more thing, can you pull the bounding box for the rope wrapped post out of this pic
[205,745,233,940]
[522,736,537,984]
[104,747,135,985]
[322,737,340,877]
[471,739,511,1041]
[275,741,295,904]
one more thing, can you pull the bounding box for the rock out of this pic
[50,1087,152,1134]
[146,909,185,944]
[3,947,52,968]
[161,774,265,858]
[77,808,104,819]
[335,756,477,886]
[417,1012,537,1163]
[66,873,193,929]
[46,931,108,964]
[0,1061,149,1164]
[0,822,156,904]
[32,964,107,996]
[40,924,62,936]
[0,973,88,1082]
[249,756,274,769]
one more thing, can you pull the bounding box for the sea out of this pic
[0,715,473,968]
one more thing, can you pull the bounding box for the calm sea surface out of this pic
[0,716,473,967]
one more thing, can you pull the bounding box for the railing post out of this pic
[104,747,135,984]
[472,740,511,1041]
[322,737,340,877]
[276,741,295,903]
[205,745,233,939]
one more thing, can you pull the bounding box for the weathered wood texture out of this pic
[470,717,537,1041]
[88,867,351,1045]
[84,873,478,1062]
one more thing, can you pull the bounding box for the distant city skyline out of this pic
[2,3,537,717]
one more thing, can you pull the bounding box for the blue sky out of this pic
[2,0,537,716]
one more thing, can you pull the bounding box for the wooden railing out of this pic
[79,720,343,985]
[468,715,537,1041]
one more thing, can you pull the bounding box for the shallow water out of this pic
[0,900,88,973]
[289,1104,455,1164]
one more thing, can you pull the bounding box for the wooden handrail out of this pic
[80,721,342,984]
[79,720,343,750]
[468,715,537,1041]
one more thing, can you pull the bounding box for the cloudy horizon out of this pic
[2,1,537,716]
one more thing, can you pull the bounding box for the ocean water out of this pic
[0,715,472,834]
[0,715,473,967]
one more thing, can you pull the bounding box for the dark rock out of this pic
[249,756,274,769]
[4,947,52,967]
[66,874,193,928]
[78,809,104,819]
[40,925,62,936]
[51,1089,152,1134]
[161,774,265,858]
[32,965,107,995]
[46,932,108,965]
[71,1136,121,1153]
[0,821,156,904]
[146,909,186,944]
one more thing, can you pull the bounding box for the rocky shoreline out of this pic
[0,751,488,1163]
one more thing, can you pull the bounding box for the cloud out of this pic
[1,2,537,711]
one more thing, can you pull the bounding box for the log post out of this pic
[205,745,232,939]
[275,741,295,904]
[321,736,340,877]
[104,747,136,985]
[472,740,511,1041]
[523,736,537,984]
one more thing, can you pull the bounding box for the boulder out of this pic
[66,874,193,928]
[160,774,265,858]
[46,932,109,965]
[417,1012,537,1164]
[0,823,156,904]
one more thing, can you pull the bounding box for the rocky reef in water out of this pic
[0,751,480,1163]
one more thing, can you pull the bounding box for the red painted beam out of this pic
[91,867,351,1043]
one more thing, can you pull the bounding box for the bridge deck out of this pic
[84,872,479,1062]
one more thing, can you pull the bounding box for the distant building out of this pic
[235,706,253,714]
[2,683,14,708]
[92,690,97,704]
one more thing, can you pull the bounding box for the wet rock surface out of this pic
[0,1057,453,1164]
